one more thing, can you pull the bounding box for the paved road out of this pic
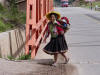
[55,7,100,75]
[36,7,100,75]
[0,7,100,75]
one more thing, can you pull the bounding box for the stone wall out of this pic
[0,0,26,12]
[0,0,5,5]
[0,0,8,7]
[0,29,25,59]
[17,1,26,12]
[16,0,26,12]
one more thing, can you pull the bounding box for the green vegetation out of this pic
[91,2,100,7]
[17,54,31,60]
[0,20,13,32]
[69,0,75,4]
[7,54,31,60]
[79,0,85,5]
[0,2,26,32]
[7,51,31,60]
[0,53,1,58]
[0,4,4,12]
[81,1,100,9]
[7,55,15,60]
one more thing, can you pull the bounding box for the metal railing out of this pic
[25,0,53,59]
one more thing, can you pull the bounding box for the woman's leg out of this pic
[60,52,69,63]
[54,53,58,63]
[52,53,58,66]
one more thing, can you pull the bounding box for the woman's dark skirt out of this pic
[43,35,68,55]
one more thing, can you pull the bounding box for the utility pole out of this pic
[90,1,93,10]
[85,0,95,10]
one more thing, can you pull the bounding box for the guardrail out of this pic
[25,0,54,59]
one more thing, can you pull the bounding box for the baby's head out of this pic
[62,19,67,23]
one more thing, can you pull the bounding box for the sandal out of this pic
[64,58,69,64]
[52,62,57,66]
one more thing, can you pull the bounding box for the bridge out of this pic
[25,0,53,59]
[0,0,100,75]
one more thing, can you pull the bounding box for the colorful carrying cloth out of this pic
[45,21,64,38]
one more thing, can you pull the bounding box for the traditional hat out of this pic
[46,11,61,20]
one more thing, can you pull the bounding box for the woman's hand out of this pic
[43,38,46,43]
[60,31,64,35]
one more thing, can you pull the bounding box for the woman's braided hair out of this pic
[50,13,58,19]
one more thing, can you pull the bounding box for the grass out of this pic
[0,4,26,32]
[7,52,31,60]
[17,54,31,60]
[17,51,31,60]
[7,55,15,60]
[7,54,31,60]
[0,54,2,58]
[82,1,100,9]
[92,2,100,7]
[0,20,14,32]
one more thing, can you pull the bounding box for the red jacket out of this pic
[45,24,64,38]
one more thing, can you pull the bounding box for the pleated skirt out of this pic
[43,34,68,55]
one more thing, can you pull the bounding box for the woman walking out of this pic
[43,11,69,66]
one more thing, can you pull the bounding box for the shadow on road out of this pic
[33,59,79,75]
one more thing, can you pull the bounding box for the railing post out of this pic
[26,0,54,59]
[36,0,39,23]
[25,0,30,55]
[31,0,36,59]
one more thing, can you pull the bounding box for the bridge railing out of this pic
[25,0,53,59]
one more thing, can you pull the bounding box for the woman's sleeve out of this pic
[56,26,64,35]
[56,26,64,31]
[45,24,48,31]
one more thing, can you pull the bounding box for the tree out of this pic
[79,0,85,5]
[69,0,75,4]
[54,0,61,2]
[7,0,18,20]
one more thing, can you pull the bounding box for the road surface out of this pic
[55,7,100,75]
[0,7,100,75]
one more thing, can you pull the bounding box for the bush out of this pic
[7,53,31,60]
[0,20,13,32]
[0,4,5,13]
[0,1,26,32]
[7,55,15,60]
[93,2,100,7]
[17,54,31,60]
[83,1,100,8]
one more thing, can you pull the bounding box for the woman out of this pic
[43,11,69,66]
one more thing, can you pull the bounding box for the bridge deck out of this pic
[0,7,100,75]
